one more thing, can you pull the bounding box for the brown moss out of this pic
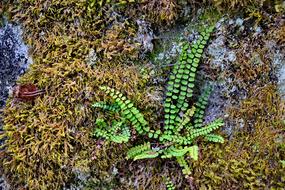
[1,0,285,189]
[205,0,277,13]
[98,20,140,61]
[191,85,285,189]
[0,54,162,189]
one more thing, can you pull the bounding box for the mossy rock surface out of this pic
[0,0,285,189]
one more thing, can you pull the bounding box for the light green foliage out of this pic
[163,26,214,133]
[205,134,225,143]
[99,86,149,134]
[92,102,120,112]
[93,118,130,143]
[165,177,175,190]
[176,156,191,176]
[161,145,198,159]
[125,141,159,161]
[173,118,224,145]
[93,25,224,180]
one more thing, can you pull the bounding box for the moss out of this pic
[192,85,285,189]
[1,0,285,189]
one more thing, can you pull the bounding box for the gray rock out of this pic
[0,20,31,190]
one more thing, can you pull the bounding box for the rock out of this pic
[0,21,32,110]
[0,20,31,190]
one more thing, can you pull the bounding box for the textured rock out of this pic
[0,21,32,109]
[0,20,31,190]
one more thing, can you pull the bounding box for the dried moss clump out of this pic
[192,85,285,189]
[0,37,160,189]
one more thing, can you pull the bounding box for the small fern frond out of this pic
[92,102,120,112]
[190,118,224,139]
[165,177,175,190]
[133,150,159,161]
[126,142,151,160]
[161,146,187,158]
[176,106,196,133]
[99,86,149,135]
[204,134,224,143]
[188,145,199,161]
[110,134,129,143]
[193,86,212,128]
[176,156,191,176]
[92,119,130,143]
[172,118,223,145]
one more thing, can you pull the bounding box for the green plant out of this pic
[165,177,175,190]
[92,25,224,180]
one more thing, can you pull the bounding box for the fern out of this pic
[92,24,225,178]
[176,105,196,133]
[193,86,212,128]
[92,119,130,143]
[204,134,224,143]
[190,118,224,138]
[133,150,159,161]
[92,102,120,112]
[99,86,149,135]
[161,145,198,159]
[176,156,191,176]
[188,145,199,161]
[165,177,175,190]
[163,26,215,134]
[126,142,152,159]
[126,142,159,161]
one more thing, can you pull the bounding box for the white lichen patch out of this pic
[273,51,285,99]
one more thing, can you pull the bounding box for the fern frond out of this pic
[204,134,224,143]
[92,118,109,138]
[164,26,215,133]
[161,146,186,158]
[110,134,129,143]
[190,118,224,139]
[176,106,196,133]
[176,156,191,176]
[193,86,212,128]
[99,86,149,135]
[92,102,120,112]
[133,150,159,161]
[92,119,130,143]
[172,118,223,145]
[126,142,151,159]
[188,145,199,161]
[165,177,175,190]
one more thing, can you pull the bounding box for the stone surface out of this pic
[0,21,32,110]
[0,20,31,190]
